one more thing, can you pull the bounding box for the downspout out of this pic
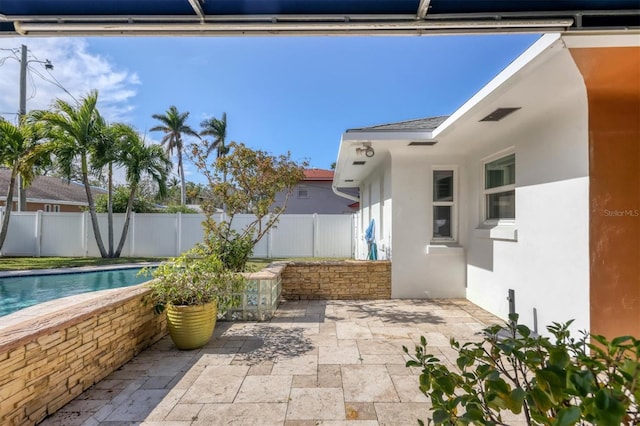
[332,184,359,202]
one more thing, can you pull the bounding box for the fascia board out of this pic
[562,32,640,48]
[342,130,436,141]
[431,32,562,139]
[25,198,89,206]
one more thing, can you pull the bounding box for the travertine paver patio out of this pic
[41,299,504,426]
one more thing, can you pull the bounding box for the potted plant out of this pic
[144,248,245,350]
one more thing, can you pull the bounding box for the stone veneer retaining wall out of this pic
[0,285,166,425]
[0,260,391,425]
[281,261,392,300]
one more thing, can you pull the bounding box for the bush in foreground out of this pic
[404,315,639,425]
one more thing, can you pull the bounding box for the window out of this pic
[297,186,309,198]
[484,153,515,221]
[53,205,60,212]
[44,204,51,212]
[433,169,455,240]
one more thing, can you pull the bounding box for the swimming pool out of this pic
[0,267,154,317]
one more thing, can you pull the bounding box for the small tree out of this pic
[192,141,306,271]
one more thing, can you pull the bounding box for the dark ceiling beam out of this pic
[417,0,431,20]
[186,0,205,22]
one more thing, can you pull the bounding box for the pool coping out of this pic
[0,262,162,278]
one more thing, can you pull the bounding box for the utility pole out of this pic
[17,44,27,212]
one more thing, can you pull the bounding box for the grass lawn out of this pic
[0,257,348,272]
[0,257,168,271]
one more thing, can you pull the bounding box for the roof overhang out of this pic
[1,1,638,37]
[333,128,439,189]
[332,31,640,191]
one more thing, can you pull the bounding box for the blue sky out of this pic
[0,34,540,183]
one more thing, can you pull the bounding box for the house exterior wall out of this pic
[390,153,467,298]
[571,46,640,340]
[275,181,356,214]
[356,154,392,261]
[465,60,590,333]
[0,200,84,213]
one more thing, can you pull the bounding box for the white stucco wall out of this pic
[390,153,467,298]
[465,60,590,334]
[356,154,392,261]
[347,39,590,333]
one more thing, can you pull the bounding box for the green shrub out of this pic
[165,204,199,214]
[142,248,245,312]
[200,221,254,272]
[95,185,159,213]
[404,315,639,425]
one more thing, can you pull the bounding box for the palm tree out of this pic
[91,122,122,257]
[150,106,199,206]
[200,112,229,159]
[114,129,171,257]
[200,112,230,213]
[0,119,45,252]
[34,90,110,258]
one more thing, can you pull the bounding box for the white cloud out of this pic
[0,37,139,124]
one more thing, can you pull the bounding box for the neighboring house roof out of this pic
[0,168,106,206]
[347,116,449,133]
[303,169,334,181]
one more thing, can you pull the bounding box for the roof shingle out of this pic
[346,115,449,132]
[0,168,106,204]
[303,168,334,181]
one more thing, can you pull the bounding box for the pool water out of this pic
[0,268,153,317]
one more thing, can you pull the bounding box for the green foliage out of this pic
[165,204,199,214]
[95,186,159,213]
[143,247,245,311]
[0,117,49,251]
[191,141,307,272]
[200,221,255,272]
[404,315,639,425]
[150,105,199,206]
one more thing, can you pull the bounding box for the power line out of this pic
[2,44,79,107]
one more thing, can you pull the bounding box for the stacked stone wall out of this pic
[0,286,166,425]
[281,261,391,300]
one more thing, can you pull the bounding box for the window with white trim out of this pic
[484,153,515,221]
[44,204,51,212]
[53,205,60,212]
[432,169,456,241]
[297,186,309,198]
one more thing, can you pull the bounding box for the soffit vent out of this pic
[344,179,354,182]
[408,141,438,146]
[353,161,366,165]
[480,107,521,122]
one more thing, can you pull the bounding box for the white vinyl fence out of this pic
[0,212,355,258]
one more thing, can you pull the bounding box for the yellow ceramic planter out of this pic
[166,302,218,350]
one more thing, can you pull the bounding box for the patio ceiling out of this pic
[1,0,638,36]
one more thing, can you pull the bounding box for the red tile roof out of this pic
[303,168,334,181]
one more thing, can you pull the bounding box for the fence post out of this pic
[130,212,135,257]
[266,214,272,259]
[313,213,318,258]
[176,212,182,256]
[83,211,89,257]
[35,210,42,257]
